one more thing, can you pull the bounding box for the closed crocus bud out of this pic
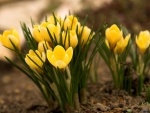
[105,24,123,50]
[0,28,20,50]
[48,15,63,27]
[40,22,52,42]
[25,50,46,71]
[62,30,78,49]
[47,22,61,43]
[79,26,94,45]
[32,25,44,42]
[136,30,150,54]
[47,45,73,69]
[114,34,131,54]
[64,15,78,30]
[38,41,52,53]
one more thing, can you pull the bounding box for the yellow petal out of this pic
[38,41,52,53]
[109,24,120,32]
[0,34,2,42]
[55,60,66,69]
[32,28,44,42]
[40,27,51,42]
[47,50,57,66]
[7,35,20,49]
[3,30,11,37]
[62,54,70,65]
[66,47,73,61]
[105,39,110,49]
[53,45,66,60]
[12,28,20,40]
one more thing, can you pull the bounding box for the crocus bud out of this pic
[64,15,78,30]
[62,30,78,49]
[0,28,20,50]
[47,45,73,69]
[48,14,63,27]
[114,34,131,54]
[47,22,61,43]
[105,24,122,50]
[136,30,150,54]
[32,25,44,42]
[79,26,94,45]
[38,41,52,53]
[25,49,46,71]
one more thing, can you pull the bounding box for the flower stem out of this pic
[80,88,87,104]
[74,93,80,111]
[64,103,74,113]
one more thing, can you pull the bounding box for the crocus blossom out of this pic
[105,24,122,50]
[47,45,73,69]
[0,28,20,50]
[136,30,150,54]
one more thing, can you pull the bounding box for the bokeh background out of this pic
[1,0,150,61]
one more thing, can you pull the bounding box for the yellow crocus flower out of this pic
[32,25,44,42]
[48,14,63,27]
[62,30,78,49]
[39,22,52,42]
[105,24,123,50]
[136,30,150,54]
[25,50,46,71]
[79,26,94,45]
[0,28,20,50]
[47,45,73,69]
[47,22,61,43]
[64,15,78,30]
[38,41,52,53]
[114,34,131,54]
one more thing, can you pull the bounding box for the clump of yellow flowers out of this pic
[99,24,150,95]
[1,13,150,112]
[99,24,131,89]
[0,13,99,113]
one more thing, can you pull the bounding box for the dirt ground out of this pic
[1,0,150,113]
[0,62,150,113]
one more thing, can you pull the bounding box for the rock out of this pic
[94,103,110,112]
[1,75,11,84]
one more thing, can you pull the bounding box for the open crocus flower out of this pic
[136,30,150,54]
[79,26,94,46]
[38,41,52,53]
[105,24,123,50]
[47,45,73,69]
[114,34,131,54]
[25,50,46,71]
[0,28,20,50]
[64,15,78,30]
[62,30,78,49]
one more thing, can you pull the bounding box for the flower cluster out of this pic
[99,24,150,94]
[0,14,98,113]
[105,24,130,54]
[1,13,150,112]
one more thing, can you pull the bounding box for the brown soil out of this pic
[0,60,150,113]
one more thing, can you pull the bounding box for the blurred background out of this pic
[0,0,150,61]
[0,0,150,77]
